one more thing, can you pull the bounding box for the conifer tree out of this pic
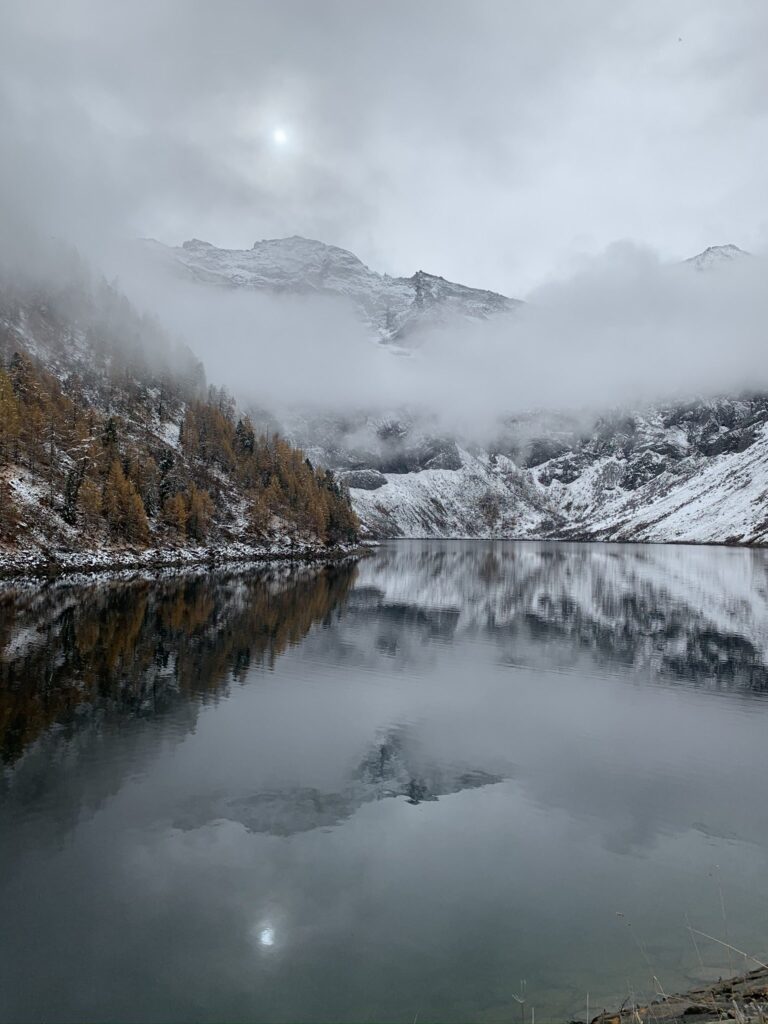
[78,475,102,532]
[163,493,187,537]
[102,459,149,543]
[187,486,214,541]
[0,480,17,541]
[0,370,20,464]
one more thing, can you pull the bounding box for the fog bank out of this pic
[111,239,768,437]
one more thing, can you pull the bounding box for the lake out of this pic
[2,540,768,1023]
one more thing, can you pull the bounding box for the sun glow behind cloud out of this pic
[1,2,767,294]
[250,920,277,951]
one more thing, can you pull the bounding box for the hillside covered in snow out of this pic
[335,396,768,544]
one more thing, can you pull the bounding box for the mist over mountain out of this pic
[0,233,360,565]
[3,216,767,550]
[141,234,520,345]
[112,233,768,434]
[98,232,768,545]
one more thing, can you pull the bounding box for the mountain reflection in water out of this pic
[1,540,768,1024]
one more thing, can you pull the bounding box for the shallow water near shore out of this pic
[2,540,768,1023]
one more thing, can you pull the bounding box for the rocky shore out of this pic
[0,538,371,581]
[591,965,768,1023]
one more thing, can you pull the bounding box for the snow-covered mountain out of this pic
[335,397,768,544]
[683,243,750,271]
[142,235,520,343]
[256,240,762,545]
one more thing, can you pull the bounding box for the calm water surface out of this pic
[2,540,768,1022]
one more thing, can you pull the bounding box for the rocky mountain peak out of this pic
[181,238,215,250]
[684,243,750,270]
[145,235,521,344]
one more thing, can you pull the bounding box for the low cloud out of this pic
[111,239,768,439]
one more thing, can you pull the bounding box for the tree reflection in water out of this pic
[0,563,357,764]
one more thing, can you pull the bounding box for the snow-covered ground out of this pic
[350,448,553,538]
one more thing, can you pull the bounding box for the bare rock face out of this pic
[416,438,463,471]
[338,469,387,491]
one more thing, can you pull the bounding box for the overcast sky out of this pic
[1,0,767,294]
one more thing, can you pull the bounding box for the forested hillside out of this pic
[0,246,358,570]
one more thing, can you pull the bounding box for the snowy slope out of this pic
[349,448,555,538]
[343,400,768,544]
[142,235,520,343]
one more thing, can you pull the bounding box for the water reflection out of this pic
[173,724,506,837]
[1,542,768,1023]
[350,541,768,690]
[0,563,357,765]
[3,542,767,770]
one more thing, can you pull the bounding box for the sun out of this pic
[272,127,288,146]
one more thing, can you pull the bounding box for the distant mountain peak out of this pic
[145,235,521,344]
[251,234,358,255]
[684,243,750,270]
[181,238,215,250]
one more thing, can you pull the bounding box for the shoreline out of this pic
[2,532,761,582]
[591,964,768,1023]
[0,539,373,583]
[365,533,768,549]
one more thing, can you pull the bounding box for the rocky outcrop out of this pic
[338,469,387,490]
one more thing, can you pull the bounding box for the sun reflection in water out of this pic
[251,922,277,950]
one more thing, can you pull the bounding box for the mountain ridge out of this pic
[142,233,521,344]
